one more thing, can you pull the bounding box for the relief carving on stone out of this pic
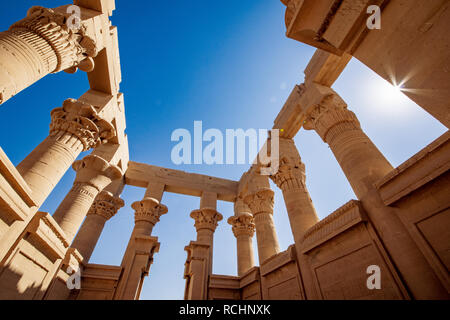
[132,197,168,225]
[270,152,306,192]
[303,93,360,142]
[244,189,274,215]
[49,99,116,151]
[228,213,256,237]
[10,6,98,73]
[88,191,124,221]
[190,208,223,232]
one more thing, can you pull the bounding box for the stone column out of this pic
[303,91,393,198]
[303,86,448,299]
[190,198,223,274]
[71,191,124,263]
[227,199,255,276]
[114,192,167,300]
[244,173,280,265]
[16,98,116,208]
[0,6,97,105]
[52,155,121,243]
[131,197,168,236]
[269,138,320,298]
[270,138,319,240]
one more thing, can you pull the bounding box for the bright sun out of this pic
[380,80,404,103]
[368,77,411,114]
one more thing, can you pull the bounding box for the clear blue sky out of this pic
[0,1,446,300]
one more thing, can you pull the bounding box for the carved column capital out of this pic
[271,157,306,192]
[88,191,124,221]
[132,197,168,226]
[303,93,360,142]
[10,6,98,73]
[72,155,122,191]
[190,208,223,232]
[228,213,255,238]
[270,138,306,191]
[49,99,116,151]
[244,189,274,215]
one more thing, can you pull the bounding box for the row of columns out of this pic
[0,5,124,263]
[223,83,446,299]
[46,82,445,300]
[11,84,443,300]
[0,2,306,297]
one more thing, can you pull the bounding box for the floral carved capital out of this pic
[88,191,124,221]
[303,93,360,142]
[10,6,98,73]
[190,208,223,232]
[132,197,168,226]
[49,98,116,151]
[244,189,274,215]
[227,213,255,238]
[270,156,306,192]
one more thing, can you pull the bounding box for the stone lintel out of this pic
[283,0,389,55]
[125,162,238,202]
[304,49,352,87]
[86,25,121,95]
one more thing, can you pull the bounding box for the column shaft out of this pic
[16,98,116,211]
[327,124,393,198]
[71,214,106,262]
[236,235,254,276]
[304,94,393,198]
[244,175,280,265]
[253,212,280,264]
[0,29,57,104]
[190,207,222,275]
[53,183,98,242]
[16,133,83,207]
[52,155,121,243]
[71,190,124,263]
[228,207,256,276]
[304,87,448,298]
[133,221,154,236]
[282,188,318,241]
[270,138,319,241]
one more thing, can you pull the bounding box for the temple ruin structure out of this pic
[0,0,449,300]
